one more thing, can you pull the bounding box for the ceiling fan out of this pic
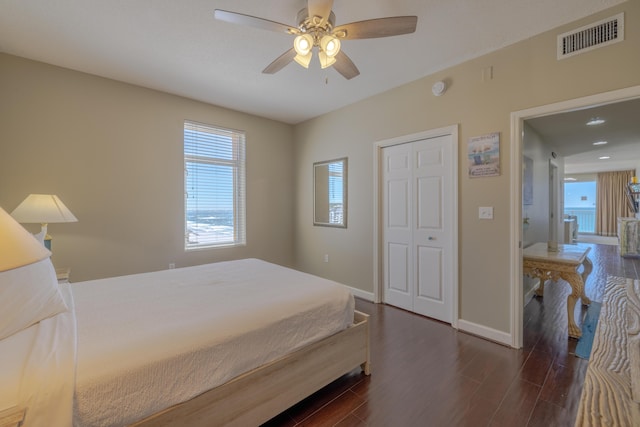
[213,0,418,80]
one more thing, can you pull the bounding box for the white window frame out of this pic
[184,120,246,250]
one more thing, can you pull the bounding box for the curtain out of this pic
[596,170,635,236]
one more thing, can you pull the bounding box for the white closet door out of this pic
[382,143,413,311]
[383,134,453,323]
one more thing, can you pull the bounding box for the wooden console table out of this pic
[0,406,25,427]
[523,242,593,338]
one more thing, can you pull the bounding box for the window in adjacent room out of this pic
[564,176,596,233]
[184,120,246,250]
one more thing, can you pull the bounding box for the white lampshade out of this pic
[11,194,78,251]
[293,34,313,56]
[318,51,336,69]
[320,35,340,57]
[11,194,78,224]
[0,207,51,272]
[294,52,312,68]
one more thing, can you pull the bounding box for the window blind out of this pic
[184,120,246,249]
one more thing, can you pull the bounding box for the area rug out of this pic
[575,276,640,425]
[575,301,602,359]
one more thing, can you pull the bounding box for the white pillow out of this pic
[32,229,46,245]
[0,257,68,340]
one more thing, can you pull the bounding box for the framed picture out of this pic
[468,132,500,178]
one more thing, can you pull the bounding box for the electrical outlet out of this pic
[169,263,175,269]
[323,254,329,263]
[479,207,494,219]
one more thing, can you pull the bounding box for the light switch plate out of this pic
[479,206,494,219]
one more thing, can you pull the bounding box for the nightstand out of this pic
[0,406,25,427]
[56,267,70,284]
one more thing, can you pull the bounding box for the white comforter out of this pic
[2,259,353,427]
[71,259,354,426]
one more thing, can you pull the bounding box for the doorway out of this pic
[510,85,640,348]
[373,126,459,326]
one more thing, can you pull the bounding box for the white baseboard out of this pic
[457,319,513,347]
[524,277,541,307]
[346,286,375,302]
[347,287,513,346]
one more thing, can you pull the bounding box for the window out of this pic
[184,121,246,250]
[564,178,596,233]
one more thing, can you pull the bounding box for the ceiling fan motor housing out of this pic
[297,8,336,32]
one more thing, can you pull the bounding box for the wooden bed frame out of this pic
[132,310,370,427]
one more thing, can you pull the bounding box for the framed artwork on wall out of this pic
[468,132,500,178]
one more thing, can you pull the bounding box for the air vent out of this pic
[557,12,624,60]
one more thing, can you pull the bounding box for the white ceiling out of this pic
[527,98,640,175]
[0,0,626,124]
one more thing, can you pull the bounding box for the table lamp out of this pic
[0,207,51,272]
[10,194,78,250]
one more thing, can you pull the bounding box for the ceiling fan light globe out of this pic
[318,51,336,69]
[320,35,340,57]
[294,52,312,68]
[294,34,313,56]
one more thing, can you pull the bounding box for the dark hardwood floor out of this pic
[263,243,640,427]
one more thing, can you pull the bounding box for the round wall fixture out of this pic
[432,81,446,96]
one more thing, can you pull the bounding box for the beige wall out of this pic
[293,2,640,333]
[0,54,295,282]
[1,2,638,337]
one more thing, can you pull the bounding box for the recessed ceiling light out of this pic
[586,118,605,125]
[593,141,608,145]
[599,156,610,160]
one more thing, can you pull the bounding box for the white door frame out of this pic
[548,159,560,245]
[509,85,640,349]
[373,124,459,329]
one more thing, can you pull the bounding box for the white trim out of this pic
[372,124,459,328]
[457,320,512,347]
[346,286,375,302]
[372,140,382,304]
[510,85,640,349]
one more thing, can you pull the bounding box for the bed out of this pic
[0,258,370,427]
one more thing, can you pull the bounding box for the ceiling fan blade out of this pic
[333,51,360,80]
[214,9,298,35]
[333,16,417,39]
[262,48,297,74]
[307,0,334,25]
